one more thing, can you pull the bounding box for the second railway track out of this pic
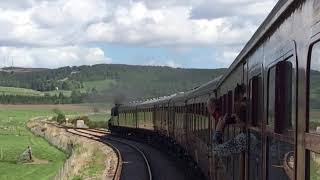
[68,128,152,180]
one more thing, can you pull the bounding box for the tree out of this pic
[71,90,82,103]
[91,88,98,95]
[52,108,66,124]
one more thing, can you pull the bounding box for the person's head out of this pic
[234,83,246,120]
[207,96,219,114]
[234,83,246,102]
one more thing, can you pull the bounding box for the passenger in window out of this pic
[207,97,221,124]
[208,85,295,180]
[208,84,249,156]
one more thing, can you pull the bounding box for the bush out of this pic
[87,121,107,129]
[52,108,66,124]
[56,113,66,124]
[52,108,63,115]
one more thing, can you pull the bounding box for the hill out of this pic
[0,64,226,103]
[0,67,48,73]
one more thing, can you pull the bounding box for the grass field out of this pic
[43,90,72,97]
[0,86,72,97]
[310,152,320,180]
[0,104,105,180]
[0,86,43,96]
[87,113,111,122]
[82,79,116,92]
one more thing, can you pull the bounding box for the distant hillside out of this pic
[0,64,226,103]
[0,67,48,73]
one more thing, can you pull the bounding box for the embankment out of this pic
[27,118,117,180]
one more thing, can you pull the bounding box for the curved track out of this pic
[69,128,152,180]
[73,128,196,180]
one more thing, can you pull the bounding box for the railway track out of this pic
[45,121,196,180]
[72,128,197,180]
[68,128,152,180]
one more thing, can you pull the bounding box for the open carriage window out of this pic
[227,91,233,114]
[223,94,227,115]
[250,74,262,126]
[268,59,294,133]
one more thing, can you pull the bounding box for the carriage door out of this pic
[265,43,297,180]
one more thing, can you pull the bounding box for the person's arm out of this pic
[229,114,245,128]
[213,133,247,157]
[212,114,227,144]
[212,114,247,156]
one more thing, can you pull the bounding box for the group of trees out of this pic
[0,64,226,104]
[0,91,84,104]
[0,65,120,91]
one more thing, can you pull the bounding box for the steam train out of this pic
[109,0,320,179]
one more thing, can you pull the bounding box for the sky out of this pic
[0,0,278,69]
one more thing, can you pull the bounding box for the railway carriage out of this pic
[183,78,221,179]
[109,0,320,179]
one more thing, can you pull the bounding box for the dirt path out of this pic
[25,157,49,165]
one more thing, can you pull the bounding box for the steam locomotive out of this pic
[109,0,320,179]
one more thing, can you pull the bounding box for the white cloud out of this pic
[211,45,244,67]
[0,0,276,47]
[0,0,277,68]
[146,60,182,68]
[166,60,182,68]
[31,0,108,28]
[190,0,277,19]
[84,2,260,47]
[0,46,111,68]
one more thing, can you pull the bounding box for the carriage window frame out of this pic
[249,74,262,127]
[265,50,297,180]
[267,57,295,134]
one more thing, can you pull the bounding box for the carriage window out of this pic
[223,94,227,115]
[228,91,233,114]
[309,42,320,134]
[309,151,320,179]
[268,59,293,133]
[250,75,262,126]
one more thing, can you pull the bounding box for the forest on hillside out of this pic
[0,64,225,104]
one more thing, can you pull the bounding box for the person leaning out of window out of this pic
[207,84,248,157]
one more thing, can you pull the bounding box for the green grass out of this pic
[0,86,72,98]
[0,86,43,96]
[43,90,72,97]
[82,79,116,92]
[81,148,106,178]
[0,108,84,180]
[87,113,110,122]
[310,152,320,180]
